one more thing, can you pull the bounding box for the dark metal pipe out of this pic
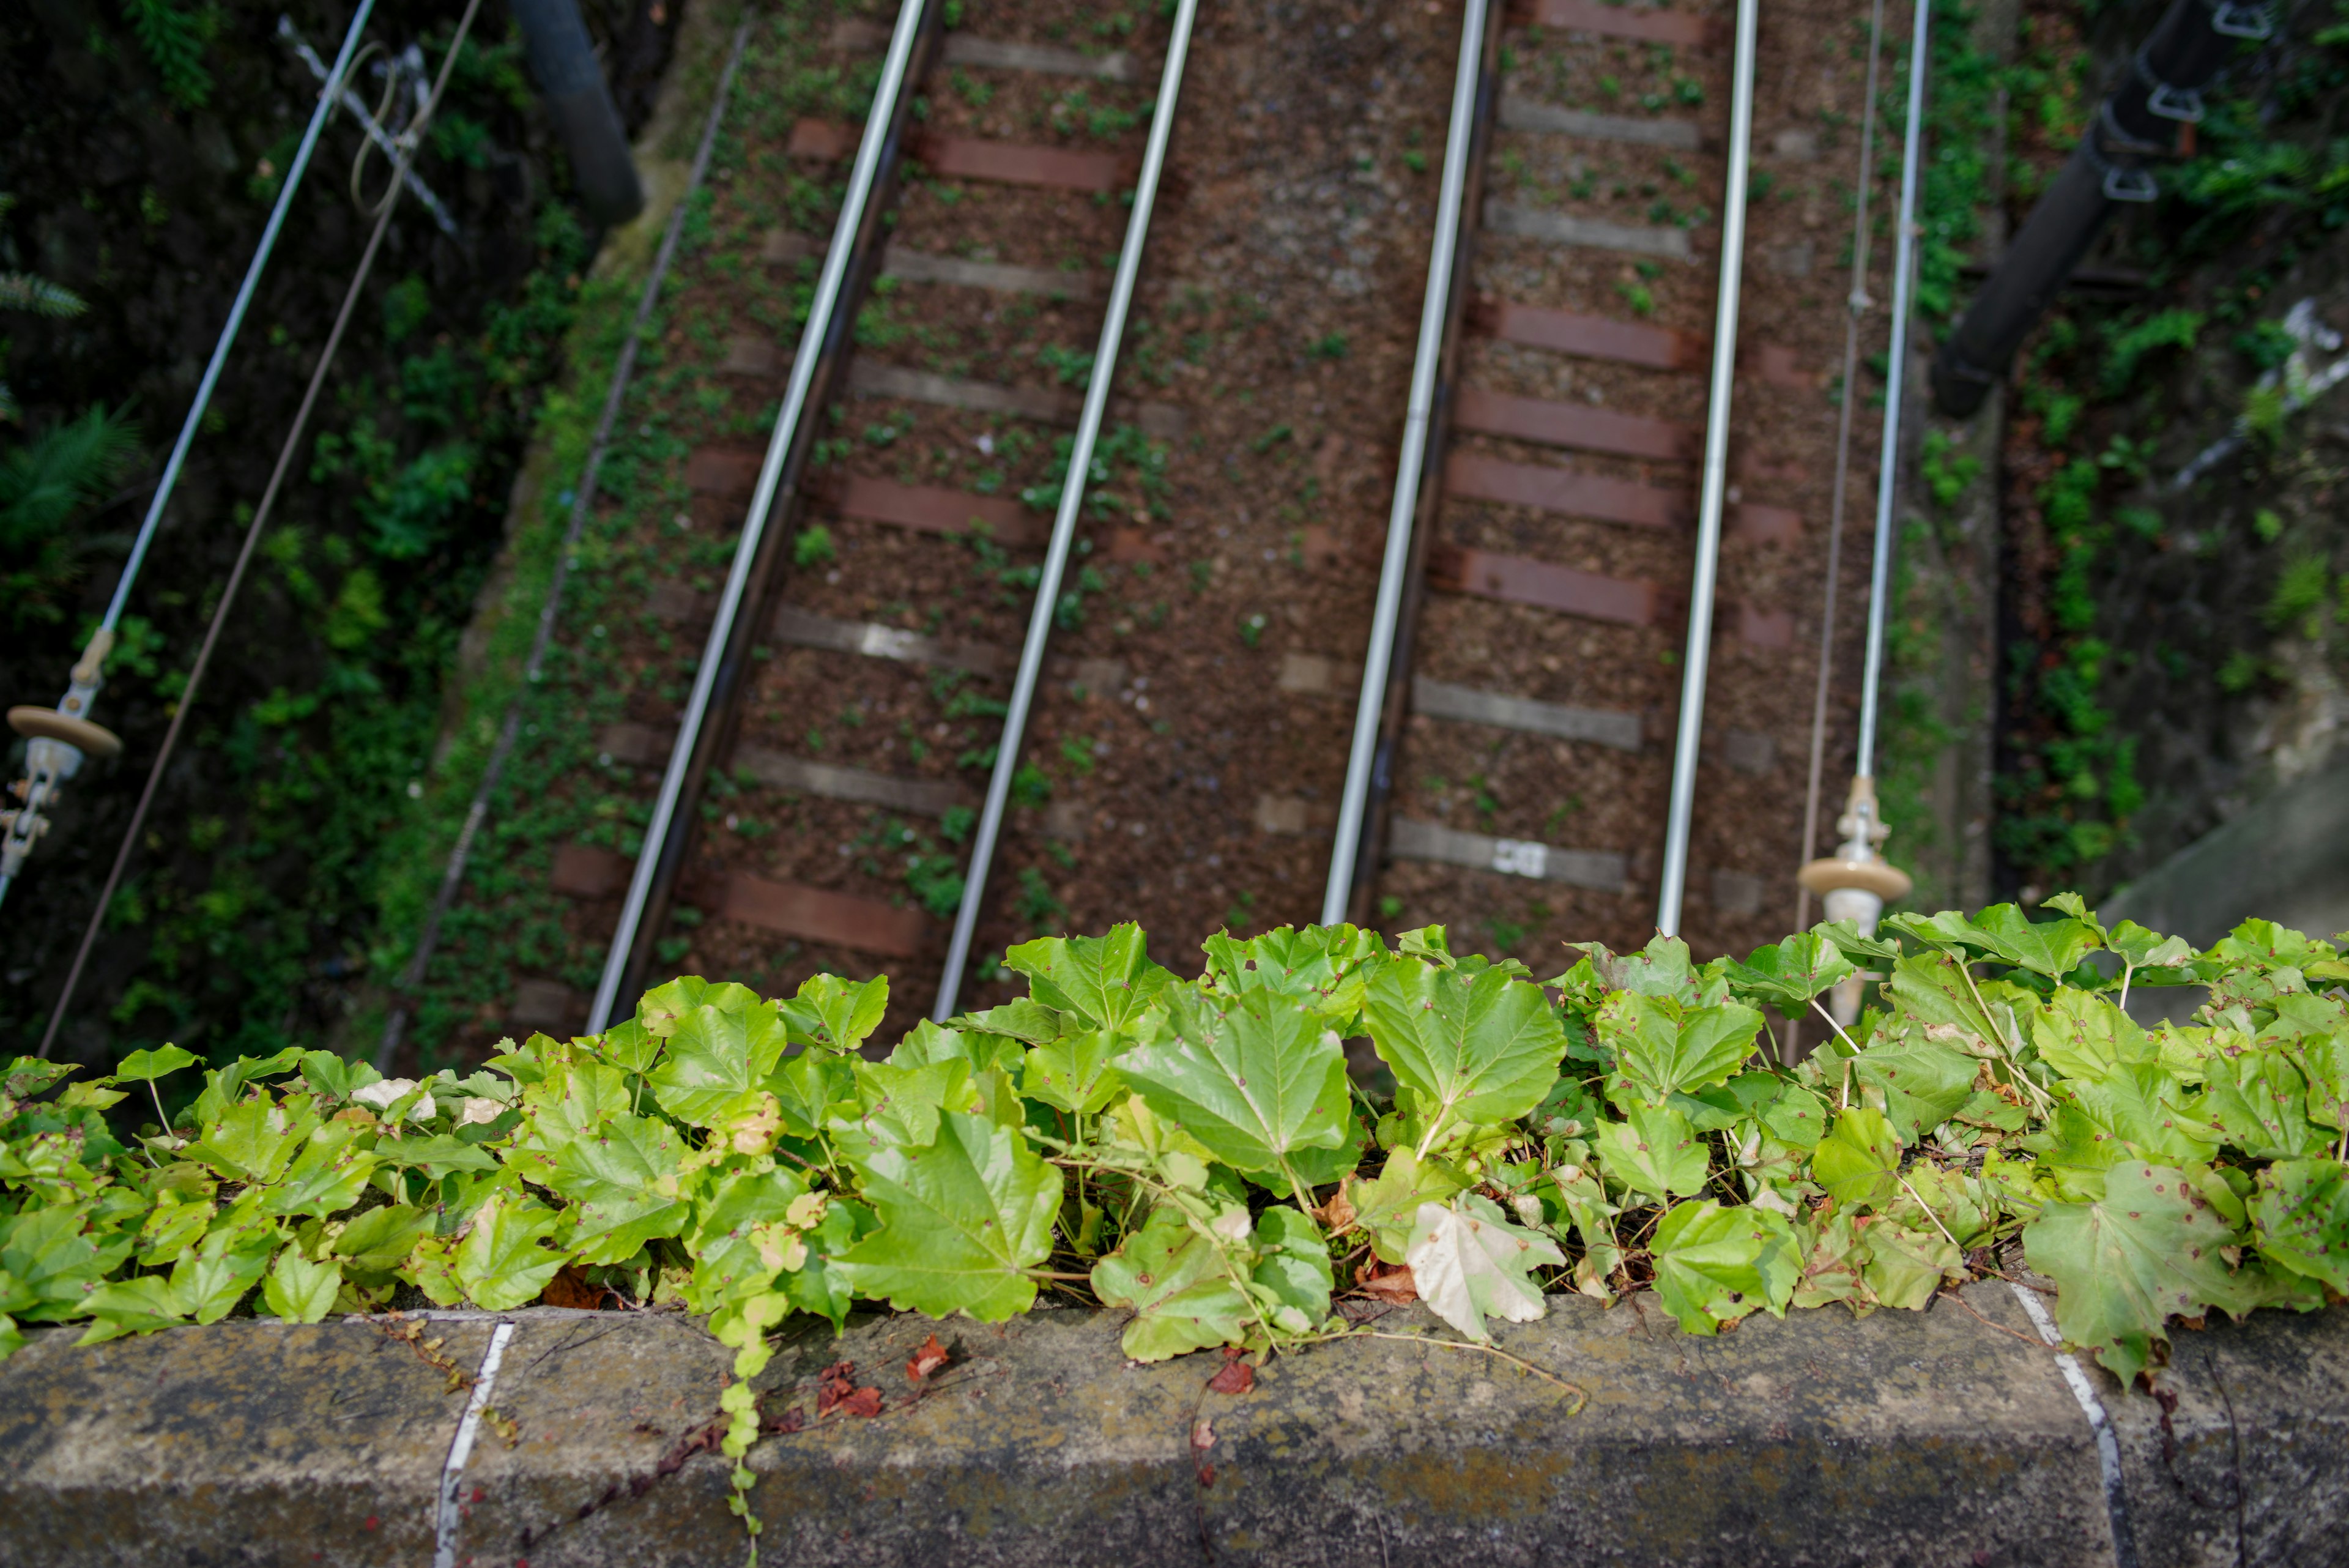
[508,0,645,226]
[1930,0,2272,416]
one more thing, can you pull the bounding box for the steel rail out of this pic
[933,0,1201,1020]
[379,17,752,1066]
[1653,0,1763,937]
[1320,0,1493,927]
[588,0,940,1030]
[1856,0,1932,782]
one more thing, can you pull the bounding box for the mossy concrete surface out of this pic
[2,1288,2345,1566]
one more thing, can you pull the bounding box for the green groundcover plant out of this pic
[7,899,2348,1538]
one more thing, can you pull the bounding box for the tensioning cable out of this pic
[1794,0,1891,937]
[377,17,753,1068]
[0,0,380,913]
[932,0,1201,1020]
[35,0,485,1058]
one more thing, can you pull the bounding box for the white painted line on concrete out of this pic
[433,1318,516,1568]
[2007,1282,2140,1568]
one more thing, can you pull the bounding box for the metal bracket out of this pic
[2134,46,2206,121]
[2103,165,2159,202]
[2210,0,2274,39]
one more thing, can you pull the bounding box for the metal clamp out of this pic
[2134,45,2205,121]
[2087,111,2161,203]
[2209,0,2274,39]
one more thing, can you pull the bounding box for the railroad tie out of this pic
[1445,450,1799,542]
[1387,817,1629,893]
[843,360,1187,439]
[1483,200,1694,262]
[785,117,1137,194]
[1452,386,1698,463]
[1411,675,1642,752]
[770,606,1009,676]
[1508,0,1718,49]
[829,20,1139,83]
[1424,541,1794,649]
[761,228,1110,302]
[707,871,930,959]
[1467,295,1813,388]
[1496,92,1702,151]
[733,745,973,818]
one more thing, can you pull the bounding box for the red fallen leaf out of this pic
[836,1385,884,1419]
[906,1333,949,1383]
[816,1361,859,1414]
[762,1405,807,1435]
[362,1517,379,1532]
[1358,1260,1417,1304]
[1206,1350,1254,1395]
[1197,1464,1216,1487]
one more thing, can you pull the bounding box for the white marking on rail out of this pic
[432,1319,516,1568]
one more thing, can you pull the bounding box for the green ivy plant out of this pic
[7,902,2347,1523]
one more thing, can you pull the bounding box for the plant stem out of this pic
[1355,1329,1588,1413]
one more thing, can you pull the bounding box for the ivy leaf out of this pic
[2027,988,2152,1082]
[1021,1031,1127,1115]
[2250,1159,2349,1293]
[1203,924,1381,1024]
[455,1191,569,1311]
[2199,1049,2329,1161]
[374,1132,502,1179]
[75,1276,188,1344]
[834,1112,1061,1321]
[830,1059,982,1165]
[1590,1103,1710,1201]
[1860,1218,1962,1310]
[1403,1193,1563,1342]
[1649,1199,1799,1336]
[4,1206,133,1323]
[782,972,891,1053]
[767,1050,855,1141]
[1091,1204,1252,1360]
[135,1194,214,1267]
[1340,1146,1468,1264]
[1848,1030,1977,1142]
[2065,1063,2224,1167]
[1118,989,1349,1181]
[1813,918,1902,968]
[956,998,1065,1044]
[108,1044,199,1085]
[1811,1106,1903,1209]
[262,1124,379,1219]
[186,1096,310,1184]
[648,1001,792,1128]
[1006,923,1173,1035]
[785,1197,872,1331]
[685,1167,814,1312]
[1760,1082,1831,1148]
[262,1250,343,1324]
[1966,904,2104,977]
[2297,1031,2349,1131]
[172,1230,275,1324]
[1598,994,1762,1109]
[540,1113,695,1266]
[1720,933,1855,1011]
[2,1058,77,1100]
[1250,1205,1334,1329]
[1367,954,1566,1135]
[332,1203,428,1279]
[636,976,766,1038]
[2025,1162,2267,1385]
[2107,921,2195,975]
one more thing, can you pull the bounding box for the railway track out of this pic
[455,0,1898,1055]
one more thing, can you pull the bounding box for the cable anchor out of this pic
[2,630,124,894]
[1797,774,1912,1024]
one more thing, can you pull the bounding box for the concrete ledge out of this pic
[2,1290,2345,1565]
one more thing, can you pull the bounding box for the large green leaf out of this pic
[1119,989,1349,1180]
[262,1124,378,1219]
[1812,1105,1903,1209]
[1968,904,2102,977]
[1597,994,1762,1110]
[829,1058,982,1165]
[455,1192,568,1311]
[2028,988,2152,1083]
[171,1230,274,1325]
[185,1096,311,1184]
[108,1044,199,1086]
[1848,1030,1977,1142]
[2024,1162,2267,1385]
[834,1112,1061,1321]
[1367,954,1565,1135]
[540,1113,695,1265]
[332,1203,429,1278]
[2065,1063,2224,1167]
[1091,1204,1252,1360]
[636,976,766,1037]
[2251,1158,2349,1293]
[781,973,890,1053]
[75,1276,189,1343]
[1203,924,1380,1024]
[1005,924,1171,1035]
[1250,1205,1334,1329]
[1021,1032,1127,1115]
[784,1198,871,1331]
[1590,1103,1710,1201]
[1649,1199,1798,1335]
[1342,1146,1468,1263]
[648,1001,792,1128]
[1404,1193,1563,1342]
[262,1250,343,1324]
[685,1167,814,1312]
[2199,1049,2329,1161]
[1719,932,1855,1011]
[2,1206,132,1323]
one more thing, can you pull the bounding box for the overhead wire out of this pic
[35,0,486,1058]
[0,0,380,913]
[1795,0,1891,937]
[378,15,754,1068]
